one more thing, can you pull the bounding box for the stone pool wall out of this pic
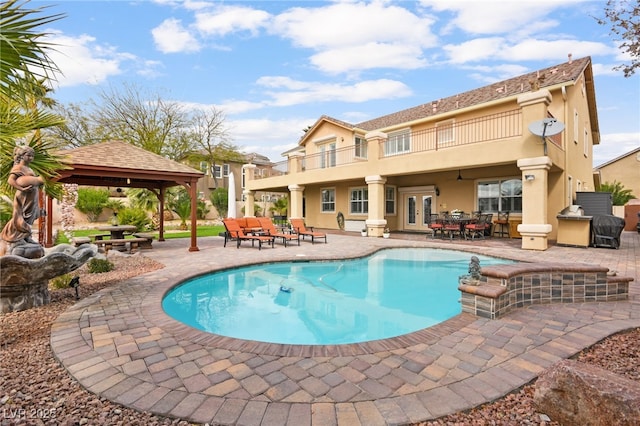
[458,262,633,319]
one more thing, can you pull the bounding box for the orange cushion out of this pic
[236,217,247,228]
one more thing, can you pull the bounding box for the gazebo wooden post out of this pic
[45,195,53,247]
[188,179,199,252]
[158,186,166,242]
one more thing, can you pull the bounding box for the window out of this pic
[385,186,396,215]
[321,188,335,212]
[583,128,589,157]
[436,119,455,145]
[223,164,230,176]
[350,188,368,214]
[199,161,208,175]
[573,110,579,143]
[355,135,368,158]
[320,142,336,168]
[477,178,522,213]
[385,128,411,156]
[213,165,222,178]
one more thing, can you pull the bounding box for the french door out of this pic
[403,194,434,231]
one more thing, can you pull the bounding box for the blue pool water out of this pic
[162,248,511,345]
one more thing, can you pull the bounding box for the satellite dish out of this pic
[528,118,565,137]
[528,118,565,155]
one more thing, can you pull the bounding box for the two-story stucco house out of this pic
[243,56,600,251]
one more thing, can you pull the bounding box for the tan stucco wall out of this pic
[597,151,640,200]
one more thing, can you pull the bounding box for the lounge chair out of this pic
[257,217,300,247]
[289,218,327,244]
[222,218,275,250]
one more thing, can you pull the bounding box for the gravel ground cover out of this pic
[1,253,638,425]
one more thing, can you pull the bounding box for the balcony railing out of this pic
[381,109,522,158]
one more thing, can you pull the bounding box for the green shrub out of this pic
[50,273,74,289]
[210,187,228,218]
[116,207,150,231]
[87,258,114,274]
[76,188,110,222]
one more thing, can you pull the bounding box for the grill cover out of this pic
[591,215,625,249]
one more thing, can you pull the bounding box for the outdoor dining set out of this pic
[426,211,511,240]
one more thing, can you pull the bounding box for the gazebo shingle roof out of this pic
[61,140,202,175]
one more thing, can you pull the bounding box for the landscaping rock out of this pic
[534,359,640,425]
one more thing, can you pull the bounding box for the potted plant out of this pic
[361,228,367,237]
[383,227,390,238]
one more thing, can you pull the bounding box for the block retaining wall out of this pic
[458,262,632,319]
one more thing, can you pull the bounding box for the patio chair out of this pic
[464,213,490,240]
[289,218,327,244]
[222,218,275,250]
[257,217,300,247]
[443,214,465,240]
[427,213,444,239]
[492,211,510,238]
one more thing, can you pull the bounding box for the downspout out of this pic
[562,85,570,207]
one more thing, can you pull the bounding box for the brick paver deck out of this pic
[51,231,639,425]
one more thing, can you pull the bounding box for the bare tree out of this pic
[91,83,193,159]
[596,0,640,77]
[188,107,244,188]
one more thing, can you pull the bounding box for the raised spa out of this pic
[162,248,511,345]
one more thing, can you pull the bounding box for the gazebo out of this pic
[47,140,204,252]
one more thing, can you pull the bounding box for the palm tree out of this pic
[1,0,68,196]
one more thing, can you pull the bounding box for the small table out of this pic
[96,225,137,240]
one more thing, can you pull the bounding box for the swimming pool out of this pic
[162,248,511,345]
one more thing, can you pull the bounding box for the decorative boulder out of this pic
[534,359,640,425]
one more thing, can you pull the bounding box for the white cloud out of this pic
[152,18,200,53]
[227,117,311,156]
[194,5,270,37]
[421,0,572,35]
[255,76,412,106]
[310,42,428,74]
[47,32,123,87]
[272,2,437,73]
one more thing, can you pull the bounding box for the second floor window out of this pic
[477,179,522,213]
[385,129,411,156]
[320,142,336,168]
[355,136,368,158]
[437,119,455,146]
[350,188,368,214]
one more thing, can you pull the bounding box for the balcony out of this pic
[252,108,554,182]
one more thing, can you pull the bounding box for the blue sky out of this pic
[38,0,639,166]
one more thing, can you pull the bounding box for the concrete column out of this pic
[517,89,552,157]
[288,152,304,174]
[242,164,257,216]
[365,175,387,237]
[517,156,553,250]
[365,130,387,160]
[243,189,255,217]
[288,184,305,219]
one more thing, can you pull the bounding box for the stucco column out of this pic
[288,152,304,174]
[242,189,255,217]
[242,164,256,216]
[365,175,387,237]
[517,156,553,250]
[365,130,387,160]
[288,184,305,219]
[517,89,552,156]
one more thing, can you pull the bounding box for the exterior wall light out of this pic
[435,187,440,196]
[525,174,535,181]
